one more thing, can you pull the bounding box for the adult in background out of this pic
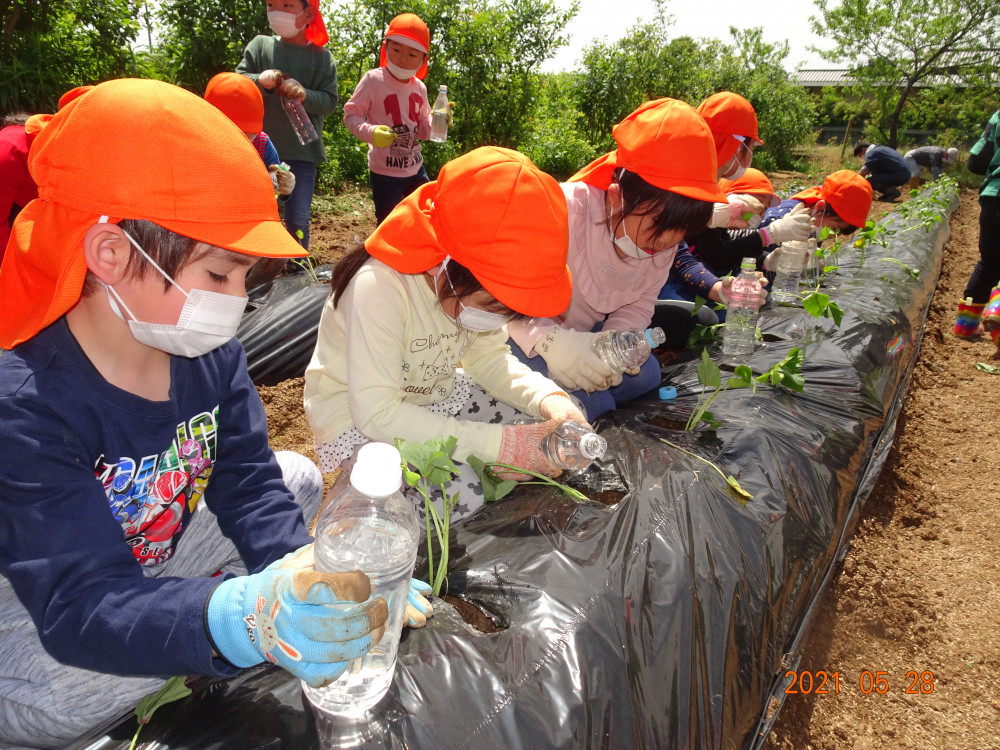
[854,140,911,202]
[956,109,1000,342]
[903,145,959,188]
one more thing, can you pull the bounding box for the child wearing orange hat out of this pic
[757,170,874,272]
[343,13,454,224]
[0,113,38,264]
[237,0,337,249]
[304,147,587,518]
[0,79,396,747]
[506,98,725,420]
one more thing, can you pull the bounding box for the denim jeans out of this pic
[283,160,318,249]
[507,334,661,422]
[370,167,430,225]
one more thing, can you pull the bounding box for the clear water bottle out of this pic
[282,97,319,145]
[541,420,608,472]
[592,327,666,372]
[302,442,418,716]
[770,240,808,303]
[722,257,764,358]
[430,85,449,143]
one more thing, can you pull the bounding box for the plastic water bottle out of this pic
[282,97,319,145]
[770,240,808,303]
[430,85,449,143]
[302,442,418,716]
[541,420,608,472]
[721,257,764,358]
[592,327,666,371]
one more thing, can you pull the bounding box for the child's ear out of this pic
[83,224,133,285]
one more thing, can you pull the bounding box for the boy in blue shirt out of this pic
[0,79,392,748]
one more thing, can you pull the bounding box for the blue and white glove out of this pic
[405,579,434,628]
[206,544,388,688]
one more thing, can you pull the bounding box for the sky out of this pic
[540,0,835,73]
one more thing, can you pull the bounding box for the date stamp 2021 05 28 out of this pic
[782,670,936,695]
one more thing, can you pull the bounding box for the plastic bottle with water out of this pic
[770,240,809,303]
[430,85,449,143]
[592,327,666,372]
[541,420,608,472]
[282,97,319,145]
[302,442,418,716]
[721,257,765,358]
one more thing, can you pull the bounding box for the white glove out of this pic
[718,272,769,305]
[709,195,766,229]
[535,327,619,393]
[764,203,814,246]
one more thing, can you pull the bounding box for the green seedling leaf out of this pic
[818,226,832,241]
[975,362,1000,374]
[659,437,752,504]
[802,291,830,318]
[827,301,845,326]
[131,676,191,750]
[697,349,722,388]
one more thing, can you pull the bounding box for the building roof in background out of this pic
[792,69,855,87]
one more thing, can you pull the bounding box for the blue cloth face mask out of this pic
[100,218,248,358]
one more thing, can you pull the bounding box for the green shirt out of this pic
[968,109,1000,200]
[237,35,338,163]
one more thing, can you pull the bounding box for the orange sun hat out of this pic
[204,72,264,133]
[697,91,762,166]
[569,97,726,204]
[379,13,430,80]
[304,0,329,47]
[0,78,305,349]
[792,170,874,228]
[366,146,571,318]
[719,167,779,207]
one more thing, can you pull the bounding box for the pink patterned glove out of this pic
[497,420,561,480]
[538,393,589,426]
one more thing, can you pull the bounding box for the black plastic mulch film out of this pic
[73,184,959,750]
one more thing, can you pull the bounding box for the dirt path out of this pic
[765,187,1000,749]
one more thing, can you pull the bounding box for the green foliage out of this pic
[466,453,589,503]
[519,73,597,180]
[811,0,1000,147]
[572,16,813,169]
[1,0,148,113]
[130,676,191,750]
[685,347,804,430]
[395,436,460,596]
[153,0,265,92]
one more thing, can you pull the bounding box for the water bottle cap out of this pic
[579,433,608,461]
[350,442,403,497]
[439,85,448,91]
[644,327,666,347]
[658,386,677,400]
[740,257,756,271]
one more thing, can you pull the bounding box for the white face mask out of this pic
[720,156,748,181]
[386,60,420,80]
[267,10,303,38]
[101,222,248,358]
[438,260,509,332]
[609,191,658,260]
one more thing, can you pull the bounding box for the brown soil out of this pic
[259,183,1000,745]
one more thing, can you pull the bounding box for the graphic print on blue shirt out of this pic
[93,406,220,565]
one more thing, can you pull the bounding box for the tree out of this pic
[154,0,266,93]
[1,0,146,113]
[811,0,1000,147]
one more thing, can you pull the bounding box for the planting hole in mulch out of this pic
[441,594,507,633]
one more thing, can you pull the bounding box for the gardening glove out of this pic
[710,196,765,229]
[535,327,619,393]
[405,578,433,628]
[269,163,296,195]
[372,125,397,148]
[258,69,282,90]
[446,101,455,128]
[278,76,306,101]
[205,544,388,688]
[764,203,813,246]
[496,420,562,480]
[538,392,590,426]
